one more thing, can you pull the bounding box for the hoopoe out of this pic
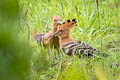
[36,15,61,52]
[48,19,109,57]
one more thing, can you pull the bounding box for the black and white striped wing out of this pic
[61,41,100,57]
[36,33,45,46]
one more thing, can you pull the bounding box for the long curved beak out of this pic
[57,21,61,24]
[47,32,58,38]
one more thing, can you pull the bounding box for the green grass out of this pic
[22,0,120,80]
[0,0,120,80]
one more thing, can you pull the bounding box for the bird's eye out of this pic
[60,30,64,32]
[54,19,56,21]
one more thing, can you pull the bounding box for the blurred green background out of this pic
[0,0,120,80]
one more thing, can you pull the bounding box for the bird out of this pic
[35,15,62,53]
[48,18,109,57]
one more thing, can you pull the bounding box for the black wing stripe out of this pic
[36,34,45,46]
[63,42,80,48]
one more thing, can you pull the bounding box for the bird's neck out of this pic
[58,32,77,48]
